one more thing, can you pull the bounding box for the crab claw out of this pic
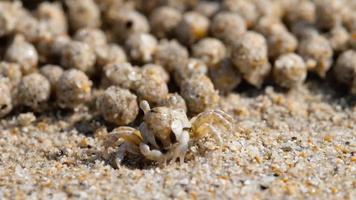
[169,130,190,164]
[139,143,164,162]
[139,123,159,148]
[171,119,183,137]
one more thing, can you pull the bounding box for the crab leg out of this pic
[115,143,128,166]
[213,111,233,131]
[196,123,223,146]
[192,110,233,133]
[215,110,234,124]
[115,142,141,166]
[111,126,143,145]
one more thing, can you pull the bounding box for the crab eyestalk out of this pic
[140,100,151,114]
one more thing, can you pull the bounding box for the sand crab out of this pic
[105,100,233,166]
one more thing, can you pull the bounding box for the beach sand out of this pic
[0,79,355,199]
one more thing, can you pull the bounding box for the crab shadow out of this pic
[104,153,160,170]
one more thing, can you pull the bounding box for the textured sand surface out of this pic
[0,80,355,200]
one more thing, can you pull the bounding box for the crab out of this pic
[104,100,234,166]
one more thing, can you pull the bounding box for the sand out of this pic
[0,80,355,200]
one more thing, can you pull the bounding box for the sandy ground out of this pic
[0,79,355,200]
